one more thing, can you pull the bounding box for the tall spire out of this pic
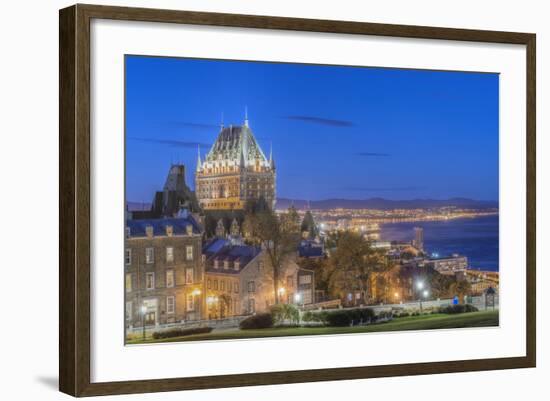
[269,141,275,169]
[244,106,249,127]
[196,144,202,172]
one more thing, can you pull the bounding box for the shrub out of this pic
[270,304,300,325]
[439,304,479,314]
[239,313,274,330]
[324,308,376,327]
[152,326,212,340]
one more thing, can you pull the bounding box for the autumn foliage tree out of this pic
[243,206,301,304]
[327,231,390,305]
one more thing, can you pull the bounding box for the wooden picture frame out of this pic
[59,3,536,397]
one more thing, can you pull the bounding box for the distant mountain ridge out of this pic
[127,197,498,212]
[275,197,498,210]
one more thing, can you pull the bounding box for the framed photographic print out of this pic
[59,4,536,397]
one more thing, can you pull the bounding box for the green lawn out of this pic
[127,310,499,344]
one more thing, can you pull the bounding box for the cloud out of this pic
[356,152,391,157]
[129,137,211,149]
[343,186,427,192]
[283,115,354,127]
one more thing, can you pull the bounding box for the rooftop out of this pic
[126,215,201,238]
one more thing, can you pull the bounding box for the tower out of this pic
[195,110,276,210]
[413,227,424,252]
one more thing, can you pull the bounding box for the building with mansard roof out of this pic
[195,111,276,211]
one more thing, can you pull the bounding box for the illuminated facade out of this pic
[195,114,276,210]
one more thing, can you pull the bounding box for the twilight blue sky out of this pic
[126,55,499,203]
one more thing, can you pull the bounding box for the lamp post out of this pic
[192,289,201,321]
[140,305,147,341]
[278,287,286,303]
[416,281,425,312]
[421,289,429,312]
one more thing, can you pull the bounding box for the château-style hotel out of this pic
[195,112,276,210]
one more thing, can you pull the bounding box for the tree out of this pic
[300,210,318,239]
[328,231,390,305]
[243,207,301,304]
[450,279,472,303]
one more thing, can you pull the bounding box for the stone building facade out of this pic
[195,116,276,211]
[202,231,316,317]
[124,211,204,329]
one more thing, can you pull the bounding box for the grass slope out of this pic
[127,310,498,344]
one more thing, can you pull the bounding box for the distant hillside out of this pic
[275,197,498,211]
[127,197,498,212]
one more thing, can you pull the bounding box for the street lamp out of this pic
[140,305,147,341]
[192,289,201,321]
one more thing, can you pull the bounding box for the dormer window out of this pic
[214,259,219,269]
[145,225,154,238]
[224,260,229,270]
[186,224,193,236]
[234,260,240,270]
[165,225,173,237]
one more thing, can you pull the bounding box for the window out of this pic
[125,301,132,320]
[125,249,131,265]
[125,273,132,292]
[207,279,211,289]
[234,282,239,293]
[145,247,154,264]
[166,296,175,314]
[228,281,232,293]
[258,261,264,272]
[187,294,194,311]
[146,272,155,290]
[186,245,194,261]
[166,270,174,288]
[185,268,194,284]
[220,280,225,291]
[299,274,312,285]
[247,281,255,293]
[166,247,174,263]
[287,275,294,288]
[248,299,255,314]
[213,280,218,290]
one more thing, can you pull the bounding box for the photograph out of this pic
[124,55,500,345]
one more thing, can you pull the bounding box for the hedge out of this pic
[152,326,212,339]
[438,304,478,314]
[239,313,274,329]
[325,308,376,327]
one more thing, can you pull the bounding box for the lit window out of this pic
[166,270,174,288]
[146,272,155,290]
[299,274,312,285]
[207,279,211,289]
[187,294,194,311]
[125,249,131,265]
[166,247,174,263]
[166,296,175,314]
[125,273,132,292]
[186,245,194,261]
[145,248,154,264]
[214,280,218,290]
[185,268,194,284]
[220,281,225,291]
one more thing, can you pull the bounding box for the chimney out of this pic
[145,225,154,238]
